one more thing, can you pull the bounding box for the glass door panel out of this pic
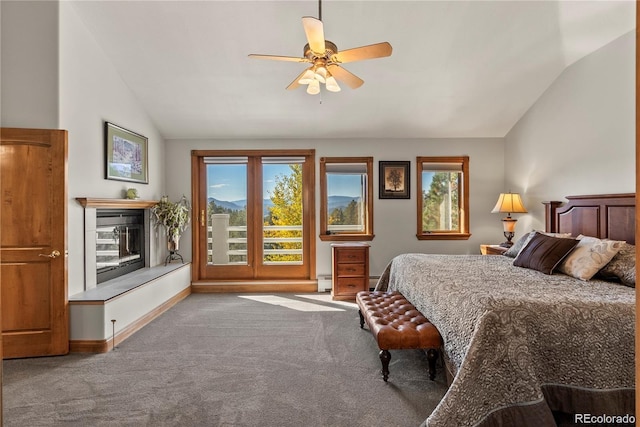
[262,161,303,265]
[207,162,248,265]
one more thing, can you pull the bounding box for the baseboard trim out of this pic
[192,280,317,293]
[69,287,191,353]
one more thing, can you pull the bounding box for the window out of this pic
[417,156,470,240]
[320,157,374,241]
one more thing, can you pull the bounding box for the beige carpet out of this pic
[3,293,448,426]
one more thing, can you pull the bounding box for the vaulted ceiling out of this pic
[70,1,635,140]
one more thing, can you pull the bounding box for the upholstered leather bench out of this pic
[356,290,442,382]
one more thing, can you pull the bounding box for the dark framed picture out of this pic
[379,161,410,199]
[105,122,148,184]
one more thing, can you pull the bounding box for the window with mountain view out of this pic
[417,156,470,240]
[320,157,374,241]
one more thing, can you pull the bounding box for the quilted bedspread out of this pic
[377,253,635,427]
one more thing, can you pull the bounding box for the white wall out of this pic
[59,3,168,296]
[505,31,635,232]
[0,1,59,128]
[164,137,506,277]
[0,2,170,298]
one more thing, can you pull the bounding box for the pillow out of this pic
[557,235,624,281]
[504,230,573,258]
[503,233,531,258]
[513,232,579,274]
[599,242,635,287]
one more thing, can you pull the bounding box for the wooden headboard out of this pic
[543,193,636,245]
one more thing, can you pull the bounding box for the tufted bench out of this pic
[356,290,442,382]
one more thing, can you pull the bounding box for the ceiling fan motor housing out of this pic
[304,40,338,61]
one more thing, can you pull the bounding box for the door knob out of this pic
[39,250,61,259]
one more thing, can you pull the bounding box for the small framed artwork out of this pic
[105,122,148,184]
[379,161,410,199]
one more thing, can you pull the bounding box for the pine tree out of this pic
[422,172,459,232]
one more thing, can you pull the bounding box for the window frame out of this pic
[416,156,471,240]
[319,156,374,242]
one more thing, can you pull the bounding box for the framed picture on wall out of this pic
[379,161,410,199]
[105,122,149,184]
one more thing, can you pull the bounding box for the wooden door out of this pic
[0,128,68,358]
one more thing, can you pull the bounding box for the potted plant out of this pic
[151,195,191,252]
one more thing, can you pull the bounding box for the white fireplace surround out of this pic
[76,198,157,290]
[71,198,192,352]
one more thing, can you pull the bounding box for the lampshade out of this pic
[314,66,327,83]
[298,68,315,85]
[307,79,320,95]
[491,193,528,214]
[325,75,341,92]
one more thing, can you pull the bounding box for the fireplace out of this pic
[96,209,145,283]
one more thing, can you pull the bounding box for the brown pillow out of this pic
[513,232,579,274]
[504,230,573,258]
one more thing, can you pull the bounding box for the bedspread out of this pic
[377,253,635,427]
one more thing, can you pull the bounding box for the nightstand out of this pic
[331,243,370,301]
[480,244,508,255]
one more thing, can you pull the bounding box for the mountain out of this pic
[209,197,358,215]
[208,198,244,211]
[328,195,361,211]
[208,198,274,216]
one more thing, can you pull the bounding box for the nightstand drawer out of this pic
[335,277,367,295]
[337,263,365,277]
[335,249,366,263]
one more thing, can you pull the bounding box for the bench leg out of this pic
[379,349,391,382]
[358,309,364,329]
[426,348,438,381]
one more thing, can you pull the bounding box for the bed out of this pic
[375,193,636,427]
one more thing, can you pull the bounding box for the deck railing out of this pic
[208,214,302,264]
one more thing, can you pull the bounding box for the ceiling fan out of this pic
[248,0,392,95]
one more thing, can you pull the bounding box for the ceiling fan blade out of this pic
[327,65,364,89]
[286,69,310,90]
[248,54,309,63]
[332,42,393,64]
[302,16,325,54]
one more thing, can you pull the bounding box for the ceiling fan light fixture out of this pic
[298,68,316,85]
[326,75,341,92]
[307,79,321,95]
[314,66,327,83]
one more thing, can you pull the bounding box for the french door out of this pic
[192,150,315,284]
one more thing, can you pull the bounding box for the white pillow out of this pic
[557,235,624,281]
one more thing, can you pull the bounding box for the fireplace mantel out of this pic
[76,198,158,209]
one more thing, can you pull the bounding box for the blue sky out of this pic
[207,164,293,202]
[327,174,363,198]
[208,164,362,201]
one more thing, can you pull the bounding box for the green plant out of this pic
[151,195,191,242]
